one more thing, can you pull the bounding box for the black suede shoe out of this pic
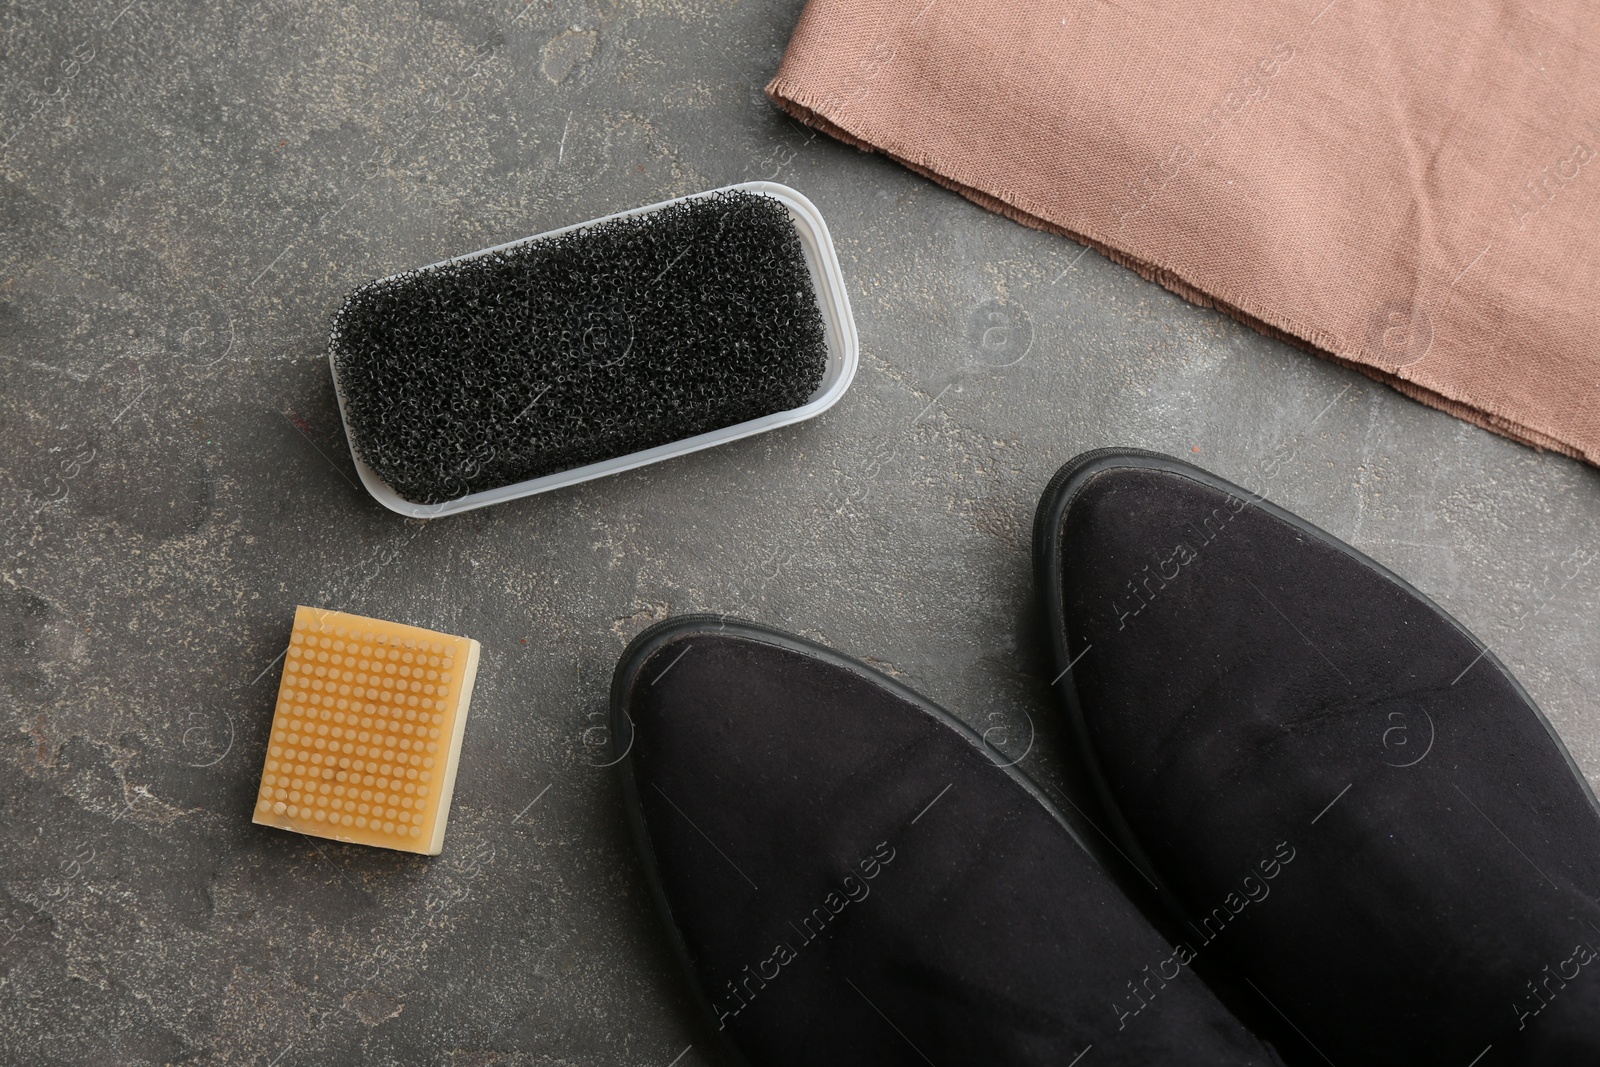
[612,616,1284,1066]
[1034,448,1600,1066]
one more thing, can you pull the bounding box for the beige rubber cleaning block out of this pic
[253,606,481,855]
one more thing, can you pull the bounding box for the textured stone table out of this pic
[3,1,1597,1064]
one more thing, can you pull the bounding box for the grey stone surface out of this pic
[1,0,1597,1064]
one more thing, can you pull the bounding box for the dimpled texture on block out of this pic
[253,606,481,855]
[330,190,830,504]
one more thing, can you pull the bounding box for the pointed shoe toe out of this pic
[1034,449,1600,1066]
[612,616,1283,1067]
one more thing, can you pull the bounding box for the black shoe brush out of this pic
[327,183,855,513]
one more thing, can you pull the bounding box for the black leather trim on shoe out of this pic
[1034,449,1600,1066]
[611,615,1285,1067]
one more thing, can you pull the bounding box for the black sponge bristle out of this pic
[329,190,830,504]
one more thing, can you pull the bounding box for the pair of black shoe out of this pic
[609,450,1600,1065]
